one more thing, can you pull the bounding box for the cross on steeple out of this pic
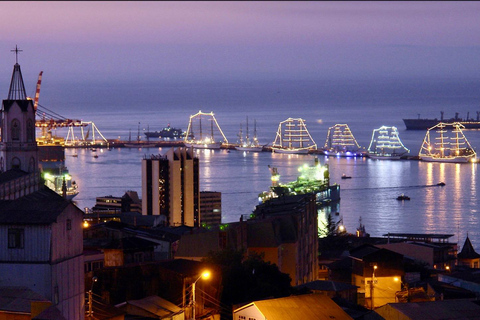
[11,45,22,64]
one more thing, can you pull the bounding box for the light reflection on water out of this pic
[66,147,480,248]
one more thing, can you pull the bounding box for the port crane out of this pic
[31,72,108,146]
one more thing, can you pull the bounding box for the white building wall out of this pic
[141,159,148,215]
[51,204,84,261]
[233,304,265,320]
[0,263,52,298]
[182,150,195,227]
[52,255,85,320]
[168,149,182,226]
[0,225,51,261]
[0,101,38,172]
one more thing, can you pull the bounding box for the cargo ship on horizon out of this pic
[403,111,480,130]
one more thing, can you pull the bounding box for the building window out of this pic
[8,228,24,249]
[11,157,21,170]
[66,219,72,231]
[11,119,20,141]
[27,119,34,142]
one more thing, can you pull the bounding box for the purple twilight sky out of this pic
[0,1,479,85]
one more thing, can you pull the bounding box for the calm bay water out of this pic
[40,77,480,248]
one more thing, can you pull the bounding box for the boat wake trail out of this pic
[343,184,444,191]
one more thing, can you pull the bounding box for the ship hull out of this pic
[404,119,480,130]
[272,148,310,154]
[184,142,222,149]
[235,146,263,152]
[420,156,473,163]
[124,143,157,148]
[323,150,362,157]
[367,153,403,160]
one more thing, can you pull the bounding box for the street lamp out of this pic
[192,271,211,320]
[370,265,377,310]
[87,276,98,319]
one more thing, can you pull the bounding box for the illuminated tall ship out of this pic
[184,110,228,149]
[271,118,317,154]
[367,126,410,160]
[235,117,263,152]
[419,122,477,163]
[322,124,362,157]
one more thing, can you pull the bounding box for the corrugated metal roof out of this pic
[378,299,480,319]
[0,286,48,313]
[295,280,357,292]
[236,294,353,320]
[0,168,29,183]
[0,187,70,224]
[126,295,182,317]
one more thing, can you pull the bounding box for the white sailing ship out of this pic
[235,117,263,152]
[323,124,362,157]
[184,110,228,149]
[271,118,316,154]
[419,122,477,163]
[367,126,410,159]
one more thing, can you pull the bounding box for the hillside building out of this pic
[199,191,221,226]
[141,147,200,227]
[0,49,85,319]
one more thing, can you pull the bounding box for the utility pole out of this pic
[370,264,377,310]
[87,276,97,319]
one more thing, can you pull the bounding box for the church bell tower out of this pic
[0,46,38,173]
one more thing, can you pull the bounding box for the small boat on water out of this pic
[93,154,99,158]
[322,124,362,157]
[437,182,446,186]
[341,174,352,179]
[235,117,263,152]
[271,118,316,154]
[397,194,410,201]
[184,110,228,149]
[419,122,477,163]
[367,126,409,160]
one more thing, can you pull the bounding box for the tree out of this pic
[204,248,292,317]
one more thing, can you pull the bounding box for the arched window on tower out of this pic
[11,157,21,170]
[27,119,34,142]
[11,119,20,141]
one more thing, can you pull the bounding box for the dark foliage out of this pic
[204,248,292,313]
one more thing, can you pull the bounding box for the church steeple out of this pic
[0,46,38,173]
[7,46,27,100]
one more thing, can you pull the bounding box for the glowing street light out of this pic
[192,271,211,320]
[87,276,97,318]
[370,264,377,310]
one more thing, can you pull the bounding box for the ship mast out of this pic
[245,116,250,145]
[237,123,243,145]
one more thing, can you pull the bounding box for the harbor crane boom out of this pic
[33,71,42,111]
